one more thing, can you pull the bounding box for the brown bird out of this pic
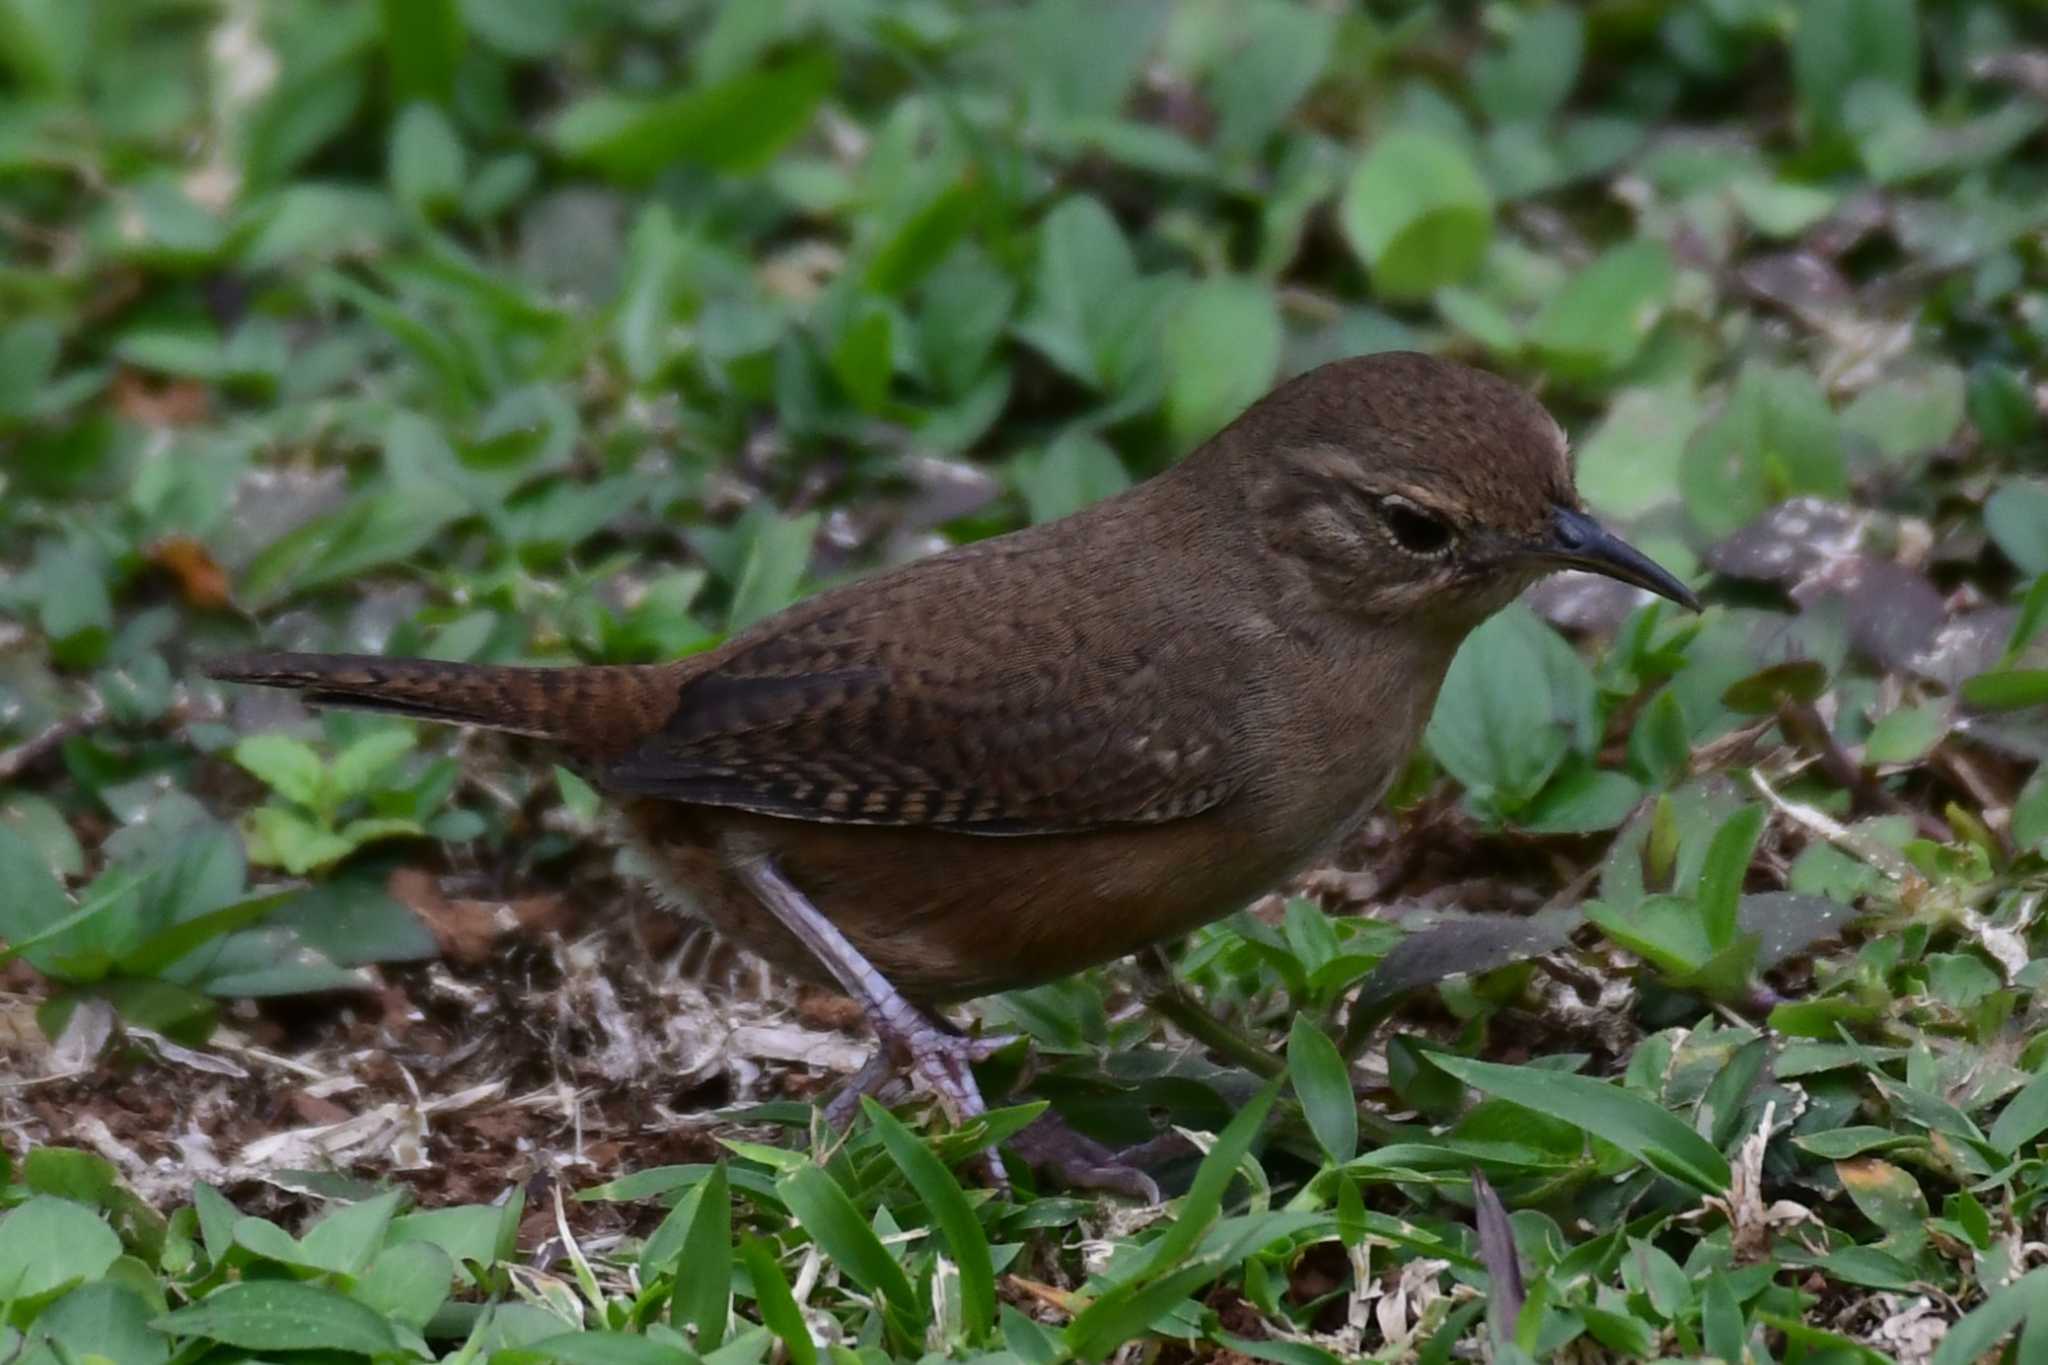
[207,354,1695,1189]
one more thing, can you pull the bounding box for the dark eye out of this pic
[1381,496,1454,556]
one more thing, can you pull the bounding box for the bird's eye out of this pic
[1380,496,1454,556]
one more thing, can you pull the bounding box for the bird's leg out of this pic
[724,842,1010,1188]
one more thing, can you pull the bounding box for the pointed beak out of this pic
[1537,506,1701,611]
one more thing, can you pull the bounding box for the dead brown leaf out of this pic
[147,535,234,609]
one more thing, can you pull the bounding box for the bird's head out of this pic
[1225,352,1697,633]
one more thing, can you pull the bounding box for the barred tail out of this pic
[205,652,673,756]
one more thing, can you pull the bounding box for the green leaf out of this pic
[1287,1014,1357,1165]
[1473,7,1582,123]
[1163,277,1280,452]
[1840,364,1964,464]
[827,299,894,413]
[738,1237,817,1365]
[1339,131,1493,302]
[352,1241,454,1331]
[231,735,327,809]
[1990,1067,2048,1154]
[1696,804,1765,951]
[523,1329,710,1365]
[863,1100,996,1343]
[727,512,818,633]
[1962,669,2048,711]
[1132,1078,1281,1279]
[1528,241,1673,381]
[1208,1,1335,154]
[380,0,464,105]
[155,1280,400,1354]
[1015,195,1143,389]
[773,1162,916,1339]
[643,1164,732,1350]
[1680,365,1847,540]
[1013,431,1130,524]
[297,1190,405,1277]
[330,728,417,801]
[1065,1257,1228,1363]
[26,1282,169,1365]
[1792,0,1920,136]
[866,181,979,297]
[1427,605,1596,811]
[389,101,466,213]
[243,806,355,876]
[1864,702,1950,764]
[1429,1055,1731,1194]
[551,51,836,181]
[1987,481,2048,575]
[0,821,77,948]
[1517,764,1643,835]
[0,1195,122,1299]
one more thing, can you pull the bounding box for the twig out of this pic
[0,697,106,783]
[1747,768,1923,888]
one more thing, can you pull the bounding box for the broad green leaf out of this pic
[551,51,836,180]
[1840,363,1964,464]
[1339,131,1492,301]
[1429,1055,1731,1193]
[1792,0,1920,135]
[1472,7,1582,123]
[522,1329,711,1365]
[1696,804,1765,950]
[330,728,416,800]
[1208,1,1335,154]
[1013,431,1130,524]
[1287,1014,1357,1165]
[1864,702,1950,764]
[643,1164,732,1350]
[0,821,76,949]
[1163,277,1280,452]
[155,1280,400,1355]
[380,0,464,104]
[1680,365,1846,539]
[1963,669,2048,711]
[727,512,819,632]
[26,1281,168,1365]
[1427,605,1597,811]
[297,1190,405,1277]
[389,101,466,213]
[1575,386,1703,521]
[1528,241,1673,381]
[351,1241,454,1331]
[0,1195,122,1299]
[1987,481,2048,575]
[1990,1067,2048,1153]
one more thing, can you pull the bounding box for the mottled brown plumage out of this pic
[208,354,1695,1184]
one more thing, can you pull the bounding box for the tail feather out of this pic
[205,652,676,758]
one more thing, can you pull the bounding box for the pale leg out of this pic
[723,838,1012,1187]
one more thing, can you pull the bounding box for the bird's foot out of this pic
[1004,1112,1193,1203]
[874,1018,1018,1189]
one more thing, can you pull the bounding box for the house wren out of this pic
[209,353,1696,1187]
